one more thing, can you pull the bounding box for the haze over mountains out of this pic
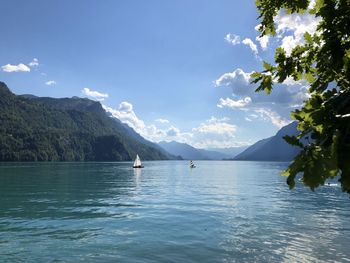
[158,141,247,160]
[157,122,301,162]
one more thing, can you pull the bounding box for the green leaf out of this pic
[250,72,262,79]
[305,72,315,83]
[283,135,303,148]
[304,32,312,44]
[263,61,273,71]
[255,0,350,194]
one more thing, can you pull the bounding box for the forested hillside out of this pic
[0,82,171,161]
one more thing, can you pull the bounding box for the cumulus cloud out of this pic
[225,33,260,55]
[29,58,39,67]
[215,68,309,127]
[252,3,319,54]
[110,101,145,131]
[242,38,258,54]
[274,10,320,55]
[45,80,57,86]
[254,24,269,50]
[1,63,30,73]
[256,35,269,50]
[217,97,252,108]
[190,117,239,148]
[81,88,109,101]
[214,68,252,96]
[215,68,308,107]
[193,117,235,135]
[104,102,243,148]
[104,102,191,143]
[166,126,180,137]
[2,58,40,72]
[104,102,152,139]
[253,108,290,128]
[225,33,241,45]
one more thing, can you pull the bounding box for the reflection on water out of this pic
[0,161,349,262]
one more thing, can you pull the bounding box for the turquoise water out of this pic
[0,161,349,262]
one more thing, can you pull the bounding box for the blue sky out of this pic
[0,0,316,148]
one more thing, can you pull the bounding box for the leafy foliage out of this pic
[253,0,350,192]
[0,82,170,162]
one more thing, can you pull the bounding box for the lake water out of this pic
[1,161,350,262]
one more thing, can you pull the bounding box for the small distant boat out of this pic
[190,160,196,168]
[326,182,338,187]
[133,154,144,168]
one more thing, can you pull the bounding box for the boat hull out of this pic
[133,165,144,168]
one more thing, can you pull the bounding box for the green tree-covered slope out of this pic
[0,81,171,161]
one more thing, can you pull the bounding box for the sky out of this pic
[0,0,318,149]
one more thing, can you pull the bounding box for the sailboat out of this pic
[133,154,144,168]
[190,160,196,168]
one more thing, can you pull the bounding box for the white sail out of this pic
[133,154,142,167]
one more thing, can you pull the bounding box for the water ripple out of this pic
[0,161,349,262]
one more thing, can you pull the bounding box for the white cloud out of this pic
[249,114,259,119]
[308,0,316,9]
[252,3,318,55]
[215,68,310,127]
[45,80,57,86]
[215,68,309,107]
[118,101,133,112]
[104,102,243,148]
[217,97,252,108]
[280,35,299,55]
[275,10,320,55]
[214,68,252,96]
[253,108,290,128]
[225,33,261,55]
[282,76,303,86]
[190,117,239,148]
[166,126,180,137]
[104,102,191,144]
[254,24,261,32]
[245,117,252,122]
[1,63,30,73]
[242,38,258,54]
[225,33,241,45]
[155,118,170,124]
[29,58,39,67]
[103,102,148,139]
[256,35,269,50]
[193,117,236,135]
[81,88,109,101]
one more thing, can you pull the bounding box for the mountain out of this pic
[207,146,249,158]
[234,122,300,161]
[158,141,236,160]
[158,141,208,160]
[0,81,172,161]
[197,149,232,160]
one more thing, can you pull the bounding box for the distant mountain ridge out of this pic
[207,146,249,158]
[234,122,300,161]
[0,81,172,161]
[158,141,208,160]
[158,141,244,160]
